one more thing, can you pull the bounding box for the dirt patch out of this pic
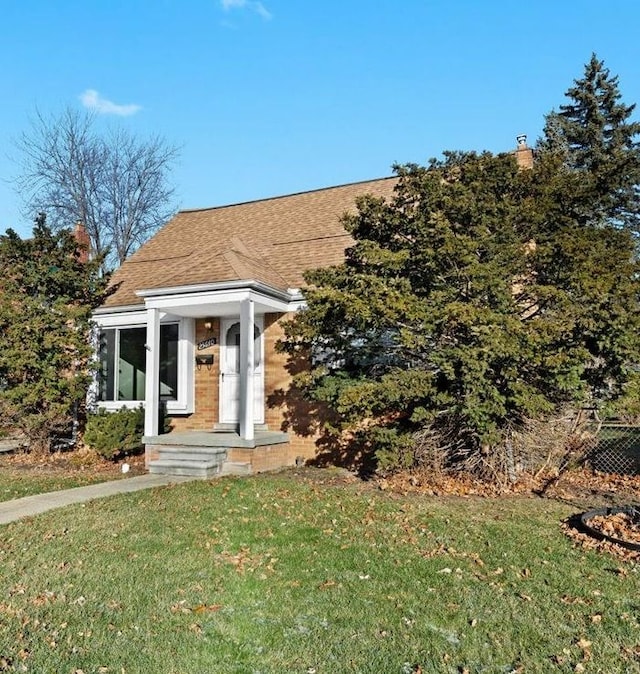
[542,470,640,509]
[377,467,640,508]
[291,464,640,510]
[0,446,146,478]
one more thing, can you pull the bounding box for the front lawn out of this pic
[0,469,637,673]
[0,453,144,502]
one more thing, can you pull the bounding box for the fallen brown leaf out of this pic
[193,604,222,613]
[318,579,337,590]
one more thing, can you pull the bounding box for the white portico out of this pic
[136,280,303,441]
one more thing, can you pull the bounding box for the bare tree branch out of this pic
[13,108,179,270]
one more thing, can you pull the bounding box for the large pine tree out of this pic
[540,53,640,232]
[282,148,640,472]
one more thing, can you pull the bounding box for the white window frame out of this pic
[92,310,194,415]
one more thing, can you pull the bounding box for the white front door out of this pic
[219,317,264,424]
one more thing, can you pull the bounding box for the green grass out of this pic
[0,463,123,503]
[0,470,638,673]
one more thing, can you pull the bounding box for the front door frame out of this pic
[219,310,265,430]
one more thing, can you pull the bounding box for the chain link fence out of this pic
[589,424,640,475]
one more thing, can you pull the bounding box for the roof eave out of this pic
[135,279,304,304]
[93,303,146,316]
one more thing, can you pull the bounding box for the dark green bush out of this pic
[83,406,145,460]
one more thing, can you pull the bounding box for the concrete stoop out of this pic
[148,445,226,479]
[145,430,292,478]
[147,445,252,478]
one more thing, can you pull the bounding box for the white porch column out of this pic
[144,307,161,437]
[239,297,255,441]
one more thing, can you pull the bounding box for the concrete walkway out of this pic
[0,474,195,525]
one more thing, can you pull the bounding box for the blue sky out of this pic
[2,0,640,239]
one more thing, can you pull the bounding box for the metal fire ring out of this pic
[580,506,640,552]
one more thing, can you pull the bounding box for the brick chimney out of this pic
[73,221,91,263]
[515,134,534,170]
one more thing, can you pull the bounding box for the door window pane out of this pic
[225,323,241,374]
[225,322,261,373]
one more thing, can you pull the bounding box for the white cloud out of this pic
[253,2,271,20]
[220,0,272,20]
[79,89,142,116]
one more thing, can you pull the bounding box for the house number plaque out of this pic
[197,337,217,350]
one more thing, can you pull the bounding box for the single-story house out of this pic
[92,139,534,477]
[93,177,397,476]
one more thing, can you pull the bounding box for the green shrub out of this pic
[83,406,145,460]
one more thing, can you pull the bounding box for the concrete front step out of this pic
[148,446,253,478]
[149,458,253,478]
[156,445,227,463]
[149,445,228,478]
[148,458,221,479]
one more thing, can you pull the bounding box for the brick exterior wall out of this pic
[227,444,305,473]
[145,444,161,467]
[263,312,319,461]
[170,317,221,431]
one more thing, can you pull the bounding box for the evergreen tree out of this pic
[540,53,640,231]
[281,151,640,471]
[280,55,640,473]
[0,219,108,453]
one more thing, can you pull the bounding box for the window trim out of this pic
[92,312,194,415]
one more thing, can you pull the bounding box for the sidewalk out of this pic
[0,474,195,525]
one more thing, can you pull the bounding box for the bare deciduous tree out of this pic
[14,108,179,270]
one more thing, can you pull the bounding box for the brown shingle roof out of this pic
[104,177,397,307]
